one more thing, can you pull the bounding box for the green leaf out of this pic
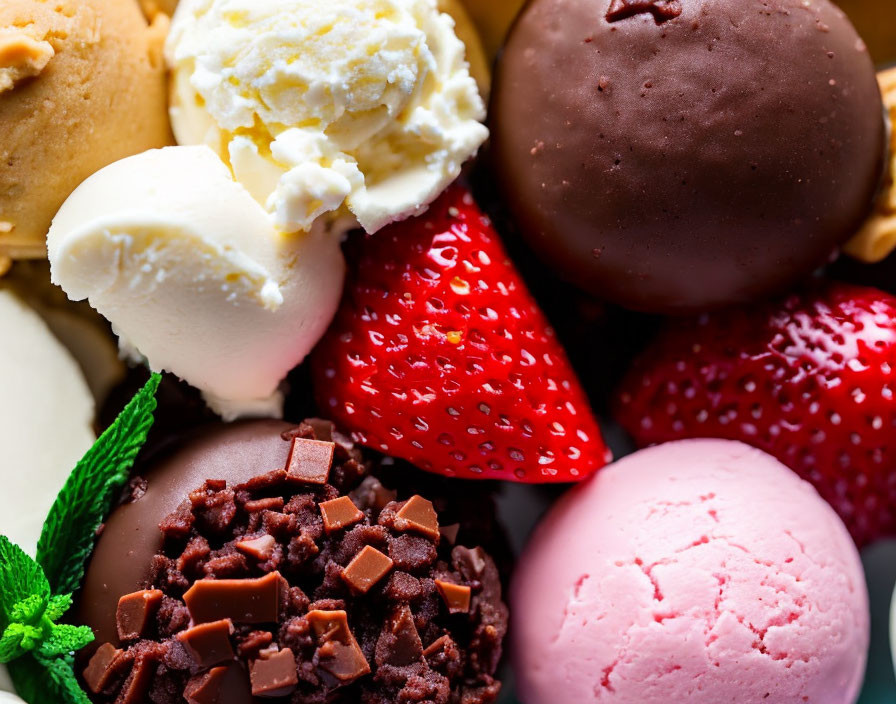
[44,595,72,622]
[39,654,92,704]
[37,624,93,658]
[9,595,48,626]
[0,538,49,632]
[36,374,161,595]
[11,653,92,704]
[0,623,43,663]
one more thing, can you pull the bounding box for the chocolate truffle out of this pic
[491,0,886,313]
[76,420,508,703]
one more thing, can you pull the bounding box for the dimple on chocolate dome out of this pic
[75,419,508,703]
[490,0,887,313]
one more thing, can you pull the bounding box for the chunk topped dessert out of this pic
[77,420,507,703]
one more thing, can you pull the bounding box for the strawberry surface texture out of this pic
[312,185,610,483]
[615,282,896,546]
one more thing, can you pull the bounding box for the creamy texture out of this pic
[0,289,95,700]
[48,146,345,419]
[5,261,125,405]
[167,0,487,234]
[0,0,172,261]
[0,290,95,552]
[512,440,869,704]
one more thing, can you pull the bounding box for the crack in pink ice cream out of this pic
[512,440,868,703]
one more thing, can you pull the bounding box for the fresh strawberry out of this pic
[614,282,896,545]
[311,185,610,483]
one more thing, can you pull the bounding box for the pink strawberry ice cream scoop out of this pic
[511,439,869,704]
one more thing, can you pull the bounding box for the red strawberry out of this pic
[311,185,610,483]
[614,282,896,545]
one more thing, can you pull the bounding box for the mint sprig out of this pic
[0,538,93,703]
[37,373,161,595]
[0,374,161,704]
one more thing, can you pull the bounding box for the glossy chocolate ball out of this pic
[491,0,886,312]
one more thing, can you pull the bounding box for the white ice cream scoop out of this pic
[0,288,95,699]
[167,0,488,234]
[48,146,346,419]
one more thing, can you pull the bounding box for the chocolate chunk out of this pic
[243,497,284,513]
[118,647,164,704]
[286,437,334,484]
[307,609,352,642]
[116,589,163,641]
[177,619,234,668]
[395,495,440,541]
[83,642,123,693]
[453,546,488,580]
[307,610,371,684]
[319,496,363,534]
[350,476,398,512]
[435,580,472,614]
[250,647,298,697]
[422,634,455,659]
[439,524,460,545]
[184,663,252,704]
[341,545,394,594]
[184,571,282,624]
[236,534,277,561]
[237,630,274,659]
[376,606,423,667]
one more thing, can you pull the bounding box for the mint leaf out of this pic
[11,654,91,704]
[36,374,161,595]
[9,595,48,625]
[44,595,73,622]
[39,654,92,704]
[38,625,94,658]
[0,623,43,662]
[0,538,49,632]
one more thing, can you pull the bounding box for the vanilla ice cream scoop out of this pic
[48,146,346,419]
[0,288,95,698]
[167,0,487,234]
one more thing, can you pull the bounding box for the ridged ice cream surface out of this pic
[167,0,487,233]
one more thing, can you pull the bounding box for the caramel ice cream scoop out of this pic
[0,0,172,265]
